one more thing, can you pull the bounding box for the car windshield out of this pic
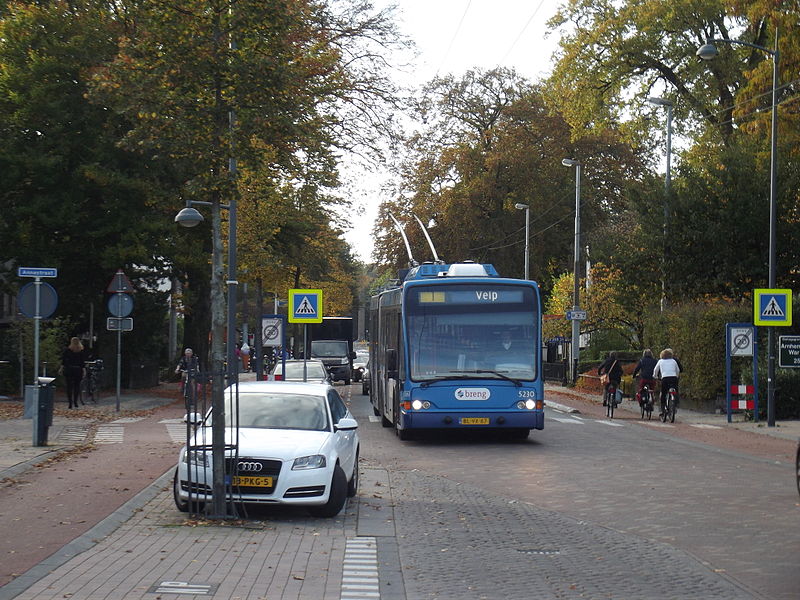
[231,393,329,431]
[276,362,328,380]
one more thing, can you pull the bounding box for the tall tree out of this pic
[0,1,172,345]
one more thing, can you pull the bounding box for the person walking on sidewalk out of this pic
[597,351,623,406]
[60,337,86,409]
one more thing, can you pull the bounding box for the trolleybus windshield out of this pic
[406,283,538,382]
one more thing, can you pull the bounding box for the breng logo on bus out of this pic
[455,388,491,400]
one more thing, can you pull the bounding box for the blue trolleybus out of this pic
[368,261,544,440]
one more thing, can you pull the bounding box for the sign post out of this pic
[18,267,58,446]
[725,323,758,423]
[753,289,793,426]
[107,270,134,411]
[288,289,323,382]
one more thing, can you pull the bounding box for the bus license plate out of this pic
[460,418,490,425]
[231,476,273,487]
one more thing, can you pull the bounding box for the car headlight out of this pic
[341,358,349,365]
[185,449,211,466]
[292,455,327,470]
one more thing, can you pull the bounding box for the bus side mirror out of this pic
[387,349,398,379]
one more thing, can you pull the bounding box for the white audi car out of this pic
[173,380,359,517]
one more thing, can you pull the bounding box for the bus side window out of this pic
[386,348,398,378]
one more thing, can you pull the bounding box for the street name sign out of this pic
[565,310,587,321]
[753,289,792,326]
[18,267,57,278]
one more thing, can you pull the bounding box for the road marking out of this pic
[550,417,584,425]
[641,422,674,428]
[94,424,124,444]
[690,424,722,430]
[341,537,379,600]
[56,424,90,444]
[596,420,624,427]
[368,416,381,423]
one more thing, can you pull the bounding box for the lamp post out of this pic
[648,96,673,312]
[514,203,530,280]
[175,192,238,516]
[562,158,581,384]
[697,30,779,427]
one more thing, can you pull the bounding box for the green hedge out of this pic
[582,298,800,418]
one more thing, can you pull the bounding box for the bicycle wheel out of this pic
[669,393,676,423]
[607,389,615,418]
[660,398,668,422]
[87,377,97,404]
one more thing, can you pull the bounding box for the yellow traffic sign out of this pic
[753,289,792,326]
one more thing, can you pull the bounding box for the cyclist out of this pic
[597,351,623,406]
[632,349,658,408]
[653,348,683,416]
[175,348,200,405]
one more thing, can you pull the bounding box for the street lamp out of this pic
[175,193,238,517]
[562,158,581,384]
[514,203,530,280]
[697,30,780,427]
[648,97,673,312]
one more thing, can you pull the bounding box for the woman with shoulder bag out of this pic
[597,351,622,407]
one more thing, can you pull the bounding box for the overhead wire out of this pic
[496,0,548,66]
[435,0,473,77]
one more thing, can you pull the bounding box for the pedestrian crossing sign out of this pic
[753,289,792,326]
[288,289,323,323]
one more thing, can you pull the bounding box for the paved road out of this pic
[349,385,799,599]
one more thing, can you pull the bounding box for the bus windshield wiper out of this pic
[452,369,523,386]
[417,371,523,387]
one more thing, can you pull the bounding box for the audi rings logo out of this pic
[236,461,263,472]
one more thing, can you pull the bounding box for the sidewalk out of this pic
[0,373,364,600]
[545,383,800,442]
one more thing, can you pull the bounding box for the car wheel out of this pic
[347,451,359,498]
[308,465,348,518]
[173,469,188,513]
[345,378,351,386]
[364,383,370,397]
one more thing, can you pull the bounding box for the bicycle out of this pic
[605,382,620,419]
[179,369,198,410]
[80,359,103,404]
[639,383,654,420]
[661,387,678,423]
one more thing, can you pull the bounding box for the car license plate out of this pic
[460,418,490,425]
[231,476,273,487]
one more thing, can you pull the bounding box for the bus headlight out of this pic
[411,400,431,410]
[517,400,537,410]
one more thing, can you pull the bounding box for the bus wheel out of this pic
[397,425,412,441]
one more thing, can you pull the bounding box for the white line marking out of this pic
[690,424,722,430]
[596,420,624,427]
[550,417,584,425]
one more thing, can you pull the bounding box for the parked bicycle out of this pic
[661,387,678,423]
[639,383,654,420]
[80,359,104,404]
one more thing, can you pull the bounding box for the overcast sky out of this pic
[340,0,565,262]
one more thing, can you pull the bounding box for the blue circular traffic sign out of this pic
[18,282,58,318]
[108,293,134,317]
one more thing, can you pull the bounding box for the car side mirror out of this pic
[334,417,359,432]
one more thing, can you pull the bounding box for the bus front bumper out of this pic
[399,409,544,431]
